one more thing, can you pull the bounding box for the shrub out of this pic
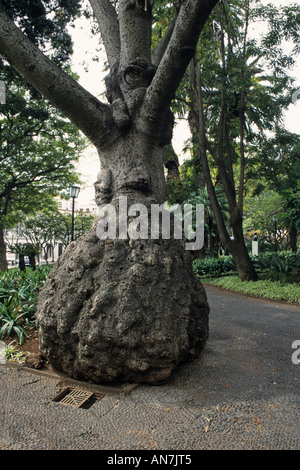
[0,265,52,344]
[193,256,237,277]
[193,251,300,283]
[251,251,300,283]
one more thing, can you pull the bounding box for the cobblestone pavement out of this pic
[0,285,299,451]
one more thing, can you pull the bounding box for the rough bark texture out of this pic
[37,215,209,385]
[0,0,219,384]
[36,118,210,384]
[0,225,7,272]
[289,223,298,253]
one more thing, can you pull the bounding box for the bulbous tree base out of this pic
[36,224,209,385]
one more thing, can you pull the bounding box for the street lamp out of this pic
[70,185,80,242]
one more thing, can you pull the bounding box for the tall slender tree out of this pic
[182,0,300,280]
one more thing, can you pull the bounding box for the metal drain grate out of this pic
[52,387,94,408]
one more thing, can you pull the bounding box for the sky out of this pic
[69,0,300,208]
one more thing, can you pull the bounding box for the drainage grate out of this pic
[52,387,94,408]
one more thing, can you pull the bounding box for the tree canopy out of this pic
[164,0,300,277]
[0,64,86,270]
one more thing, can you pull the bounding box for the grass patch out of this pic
[204,275,300,304]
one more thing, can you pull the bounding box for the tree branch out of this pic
[88,0,120,68]
[118,0,152,69]
[0,6,116,149]
[139,0,219,131]
[152,19,176,67]
[152,0,191,68]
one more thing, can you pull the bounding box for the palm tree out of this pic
[7,244,40,271]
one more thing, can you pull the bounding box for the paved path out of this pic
[0,285,299,451]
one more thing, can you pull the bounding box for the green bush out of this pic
[193,256,237,277]
[251,251,300,283]
[0,265,52,344]
[193,251,300,283]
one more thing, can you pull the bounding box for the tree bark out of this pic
[89,0,120,68]
[0,224,7,272]
[0,5,115,149]
[0,0,219,384]
[29,253,36,271]
[289,223,298,253]
[18,253,26,272]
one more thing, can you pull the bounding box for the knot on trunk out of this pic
[120,58,156,92]
[105,58,157,128]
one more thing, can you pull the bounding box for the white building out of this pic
[5,195,97,268]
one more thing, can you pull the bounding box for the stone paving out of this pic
[0,285,299,451]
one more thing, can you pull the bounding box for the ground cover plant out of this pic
[208,276,300,304]
[252,251,300,283]
[0,265,52,344]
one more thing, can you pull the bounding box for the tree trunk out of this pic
[231,240,258,282]
[29,253,36,271]
[0,224,7,272]
[0,0,219,384]
[191,58,258,281]
[19,254,25,271]
[37,129,210,384]
[289,223,298,253]
[37,81,210,385]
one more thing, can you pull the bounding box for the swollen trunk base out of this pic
[36,225,209,385]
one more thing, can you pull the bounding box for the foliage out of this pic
[243,190,293,251]
[194,250,300,283]
[151,1,175,55]
[193,256,236,277]
[0,75,86,228]
[21,209,96,248]
[15,211,63,262]
[167,0,300,280]
[191,1,300,140]
[4,0,83,65]
[6,242,40,271]
[184,186,229,255]
[209,275,300,304]
[0,61,87,269]
[245,130,300,250]
[252,251,300,283]
[0,18,87,271]
[0,265,52,343]
[4,340,29,362]
[7,243,40,256]
[243,191,285,235]
[4,209,95,273]
[54,211,96,247]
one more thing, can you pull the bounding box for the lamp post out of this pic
[70,185,80,242]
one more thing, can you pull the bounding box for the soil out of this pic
[3,327,59,373]
[4,327,40,359]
